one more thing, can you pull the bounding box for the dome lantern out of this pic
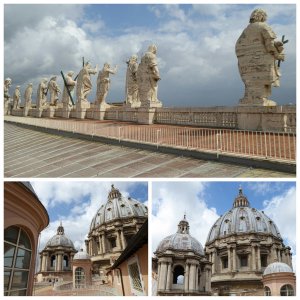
[108,184,122,200]
[233,186,250,208]
[177,214,190,234]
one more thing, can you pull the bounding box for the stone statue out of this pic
[48,76,61,106]
[13,86,21,109]
[137,44,162,107]
[125,54,140,107]
[4,78,12,115]
[24,83,33,108]
[76,62,98,104]
[95,63,118,106]
[236,9,285,106]
[37,78,48,109]
[62,71,76,108]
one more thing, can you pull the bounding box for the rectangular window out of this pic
[261,254,268,267]
[110,238,116,249]
[240,255,248,267]
[222,257,228,269]
[128,262,143,293]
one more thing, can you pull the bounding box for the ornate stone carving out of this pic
[137,45,162,108]
[125,55,140,107]
[95,63,117,107]
[4,78,12,115]
[76,62,98,105]
[36,78,48,109]
[48,76,61,106]
[13,86,21,109]
[236,9,285,106]
[62,71,76,108]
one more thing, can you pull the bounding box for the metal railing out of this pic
[5,116,296,163]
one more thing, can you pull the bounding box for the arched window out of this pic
[264,286,271,296]
[63,255,69,269]
[50,255,56,269]
[75,267,86,289]
[4,226,32,296]
[173,265,184,285]
[280,284,294,296]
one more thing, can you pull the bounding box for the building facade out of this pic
[154,216,211,296]
[205,187,293,296]
[86,185,148,281]
[4,182,49,296]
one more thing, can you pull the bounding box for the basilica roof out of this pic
[89,185,148,232]
[156,215,204,256]
[45,223,76,249]
[206,187,282,244]
[263,262,293,275]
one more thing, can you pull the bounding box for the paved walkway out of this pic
[4,122,293,178]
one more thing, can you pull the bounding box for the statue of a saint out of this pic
[125,55,140,106]
[24,83,33,108]
[37,78,48,109]
[95,63,117,106]
[76,62,98,104]
[48,76,61,106]
[137,44,162,107]
[13,86,21,109]
[236,9,285,106]
[62,71,76,108]
[4,78,12,115]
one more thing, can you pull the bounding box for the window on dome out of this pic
[261,254,268,267]
[4,226,32,296]
[109,238,116,249]
[51,255,56,269]
[264,286,271,296]
[222,257,228,269]
[239,255,248,267]
[280,284,294,296]
[173,265,184,285]
[63,255,69,269]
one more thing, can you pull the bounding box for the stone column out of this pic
[116,231,121,250]
[166,262,172,291]
[212,251,216,274]
[227,247,232,272]
[158,262,167,291]
[98,236,102,254]
[232,247,237,272]
[184,264,190,292]
[120,230,126,250]
[102,234,106,254]
[206,267,211,292]
[257,246,261,270]
[41,254,45,272]
[195,266,199,291]
[251,245,256,270]
[157,262,161,283]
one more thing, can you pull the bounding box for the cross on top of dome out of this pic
[233,186,250,208]
[177,214,190,234]
[108,184,122,200]
[57,221,65,235]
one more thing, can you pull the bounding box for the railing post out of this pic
[118,127,122,143]
[156,129,161,149]
[264,132,268,158]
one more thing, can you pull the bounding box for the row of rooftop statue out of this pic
[4,9,287,115]
[4,44,162,115]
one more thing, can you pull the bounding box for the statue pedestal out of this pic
[124,101,141,109]
[137,107,157,124]
[76,101,90,119]
[42,106,56,118]
[62,107,73,118]
[23,106,31,117]
[239,98,277,107]
[91,103,109,120]
[34,108,44,118]
[11,108,23,116]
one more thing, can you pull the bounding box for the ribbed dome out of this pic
[206,188,282,243]
[89,185,148,232]
[156,215,204,256]
[45,223,75,249]
[74,249,90,260]
[263,262,293,275]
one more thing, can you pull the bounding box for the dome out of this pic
[263,262,293,275]
[45,223,75,249]
[206,187,282,243]
[156,215,204,256]
[74,249,90,260]
[89,185,148,231]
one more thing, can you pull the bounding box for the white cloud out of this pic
[152,182,219,254]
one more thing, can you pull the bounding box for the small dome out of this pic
[206,187,282,243]
[89,185,148,232]
[45,223,75,249]
[156,215,204,256]
[263,262,293,275]
[74,249,90,260]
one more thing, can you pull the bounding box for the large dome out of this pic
[45,223,75,249]
[156,216,204,256]
[89,185,148,231]
[263,262,293,275]
[206,187,282,243]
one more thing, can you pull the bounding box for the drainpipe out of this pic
[116,268,125,296]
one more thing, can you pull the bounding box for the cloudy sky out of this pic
[30,181,148,252]
[4,3,296,107]
[152,181,296,269]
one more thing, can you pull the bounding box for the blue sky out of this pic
[4,3,296,106]
[31,181,148,251]
[152,181,296,267]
